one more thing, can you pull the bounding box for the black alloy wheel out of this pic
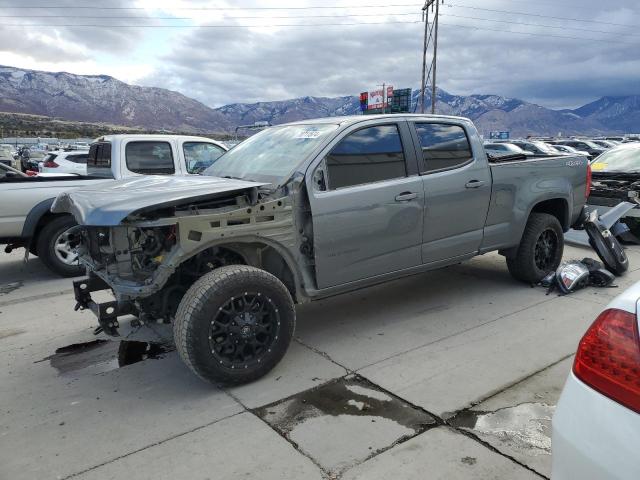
[208,292,281,369]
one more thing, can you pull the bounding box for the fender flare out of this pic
[21,197,58,239]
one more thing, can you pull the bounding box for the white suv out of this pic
[39,150,89,175]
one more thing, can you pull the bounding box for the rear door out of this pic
[308,121,425,289]
[410,121,491,264]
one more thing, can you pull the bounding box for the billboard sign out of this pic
[489,131,510,140]
[366,86,393,110]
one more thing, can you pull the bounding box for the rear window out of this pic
[87,143,113,178]
[125,141,175,175]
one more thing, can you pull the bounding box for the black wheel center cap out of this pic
[236,313,256,337]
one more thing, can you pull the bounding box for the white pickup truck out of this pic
[0,134,227,276]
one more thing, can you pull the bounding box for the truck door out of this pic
[410,121,491,264]
[308,122,425,289]
[179,140,227,175]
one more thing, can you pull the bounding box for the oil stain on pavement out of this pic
[256,375,436,474]
[37,339,174,375]
[0,281,23,296]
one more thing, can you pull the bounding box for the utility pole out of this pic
[377,83,386,114]
[419,0,443,114]
[431,0,440,115]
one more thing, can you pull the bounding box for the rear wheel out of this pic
[507,213,564,283]
[35,215,84,277]
[174,265,295,385]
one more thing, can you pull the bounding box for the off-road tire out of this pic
[174,265,296,385]
[507,212,564,283]
[35,215,84,277]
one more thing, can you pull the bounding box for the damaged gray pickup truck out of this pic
[52,115,590,384]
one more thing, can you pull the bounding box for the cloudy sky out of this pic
[0,0,638,109]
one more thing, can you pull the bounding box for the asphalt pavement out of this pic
[2,244,639,480]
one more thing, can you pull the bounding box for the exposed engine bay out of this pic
[72,183,317,335]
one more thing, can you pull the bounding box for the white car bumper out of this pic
[553,372,640,479]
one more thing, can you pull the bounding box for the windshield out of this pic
[531,141,558,154]
[203,124,339,184]
[590,146,640,173]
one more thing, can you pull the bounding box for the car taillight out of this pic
[43,160,59,168]
[585,162,592,198]
[25,170,38,176]
[574,308,640,413]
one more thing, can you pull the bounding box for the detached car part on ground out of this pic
[53,114,590,385]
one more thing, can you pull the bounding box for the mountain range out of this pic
[0,65,638,137]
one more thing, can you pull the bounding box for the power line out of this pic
[0,12,422,20]
[0,20,425,28]
[447,3,635,28]
[442,12,640,38]
[0,16,633,45]
[441,20,637,45]
[0,3,423,10]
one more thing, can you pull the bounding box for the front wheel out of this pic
[174,265,296,385]
[507,212,564,283]
[35,215,84,277]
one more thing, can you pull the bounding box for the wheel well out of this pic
[531,199,569,231]
[31,212,72,253]
[177,243,297,301]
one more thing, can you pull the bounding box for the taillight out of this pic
[574,308,640,413]
[43,160,59,168]
[25,170,38,176]
[585,162,592,198]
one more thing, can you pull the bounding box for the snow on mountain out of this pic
[0,65,636,136]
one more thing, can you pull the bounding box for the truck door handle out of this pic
[465,180,485,189]
[395,192,418,202]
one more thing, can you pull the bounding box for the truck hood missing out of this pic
[51,175,268,226]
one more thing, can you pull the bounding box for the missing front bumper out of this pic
[73,275,134,336]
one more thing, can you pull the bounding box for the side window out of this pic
[325,125,406,190]
[183,142,226,174]
[67,154,88,164]
[125,141,174,175]
[415,123,473,172]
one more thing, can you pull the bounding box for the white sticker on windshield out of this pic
[294,130,323,139]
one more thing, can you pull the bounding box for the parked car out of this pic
[483,142,533,157]
[591,139,618,149]
[55,114,590,384]
[553,280,640,479]
[552,144,590,157]
[0,134,227,277]
[39,150,89,175]
[0,144,14,167]
[19,148,47,171]
[555,139,606,159]
[496,139,562,156]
